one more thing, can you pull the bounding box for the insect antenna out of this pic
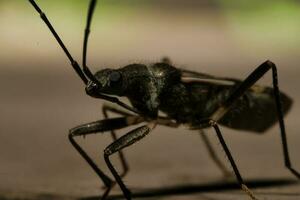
[29,0,141,115]
[82,0,98,83]
[28,0,88,84]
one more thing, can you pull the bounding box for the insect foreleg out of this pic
[69,116,144,200]
[210,60,300,179]
[103,104,133,117]
[102,105,135,178]
[102,104,179,177]
[104,122,157,200]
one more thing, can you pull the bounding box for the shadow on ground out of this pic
[80,178,298,200]
[0,178,298,200]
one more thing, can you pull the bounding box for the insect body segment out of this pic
[29,0,299,200]
[93,63,181,118]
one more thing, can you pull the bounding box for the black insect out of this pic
[29,0,299,200]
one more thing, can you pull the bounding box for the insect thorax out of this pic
[119,63,182,118]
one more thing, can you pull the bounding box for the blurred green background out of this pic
[1,0,300,71]
[1,1,300,199]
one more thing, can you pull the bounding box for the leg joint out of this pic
[104,147,113,157]
[69,126,85,137]
[208,119,217,127]
[68,131,75,143]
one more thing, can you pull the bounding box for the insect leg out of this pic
[199,120,258,200]
[102,104,179,128]
[28,0,88,84]
[102,105,178,175]
[69,116,144,199]
[104,122,157,200]
[161,56,172,65]
[210,60,300,179]
[102,105,133,178]
[103,104,132,117]
[199,129,232,178]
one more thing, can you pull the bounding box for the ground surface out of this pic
[1,61,300,200]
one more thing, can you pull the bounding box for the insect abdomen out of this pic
[163,82,293,133]
[218,87,292,132]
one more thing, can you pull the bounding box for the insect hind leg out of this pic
[198,120,259,200]
[211,60,300,179]
[199,129,232,178]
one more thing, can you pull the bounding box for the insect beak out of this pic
[85,81,100,97]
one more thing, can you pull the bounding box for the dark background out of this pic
[0,1,300,199]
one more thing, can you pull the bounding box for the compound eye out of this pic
[109,71,122,85]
